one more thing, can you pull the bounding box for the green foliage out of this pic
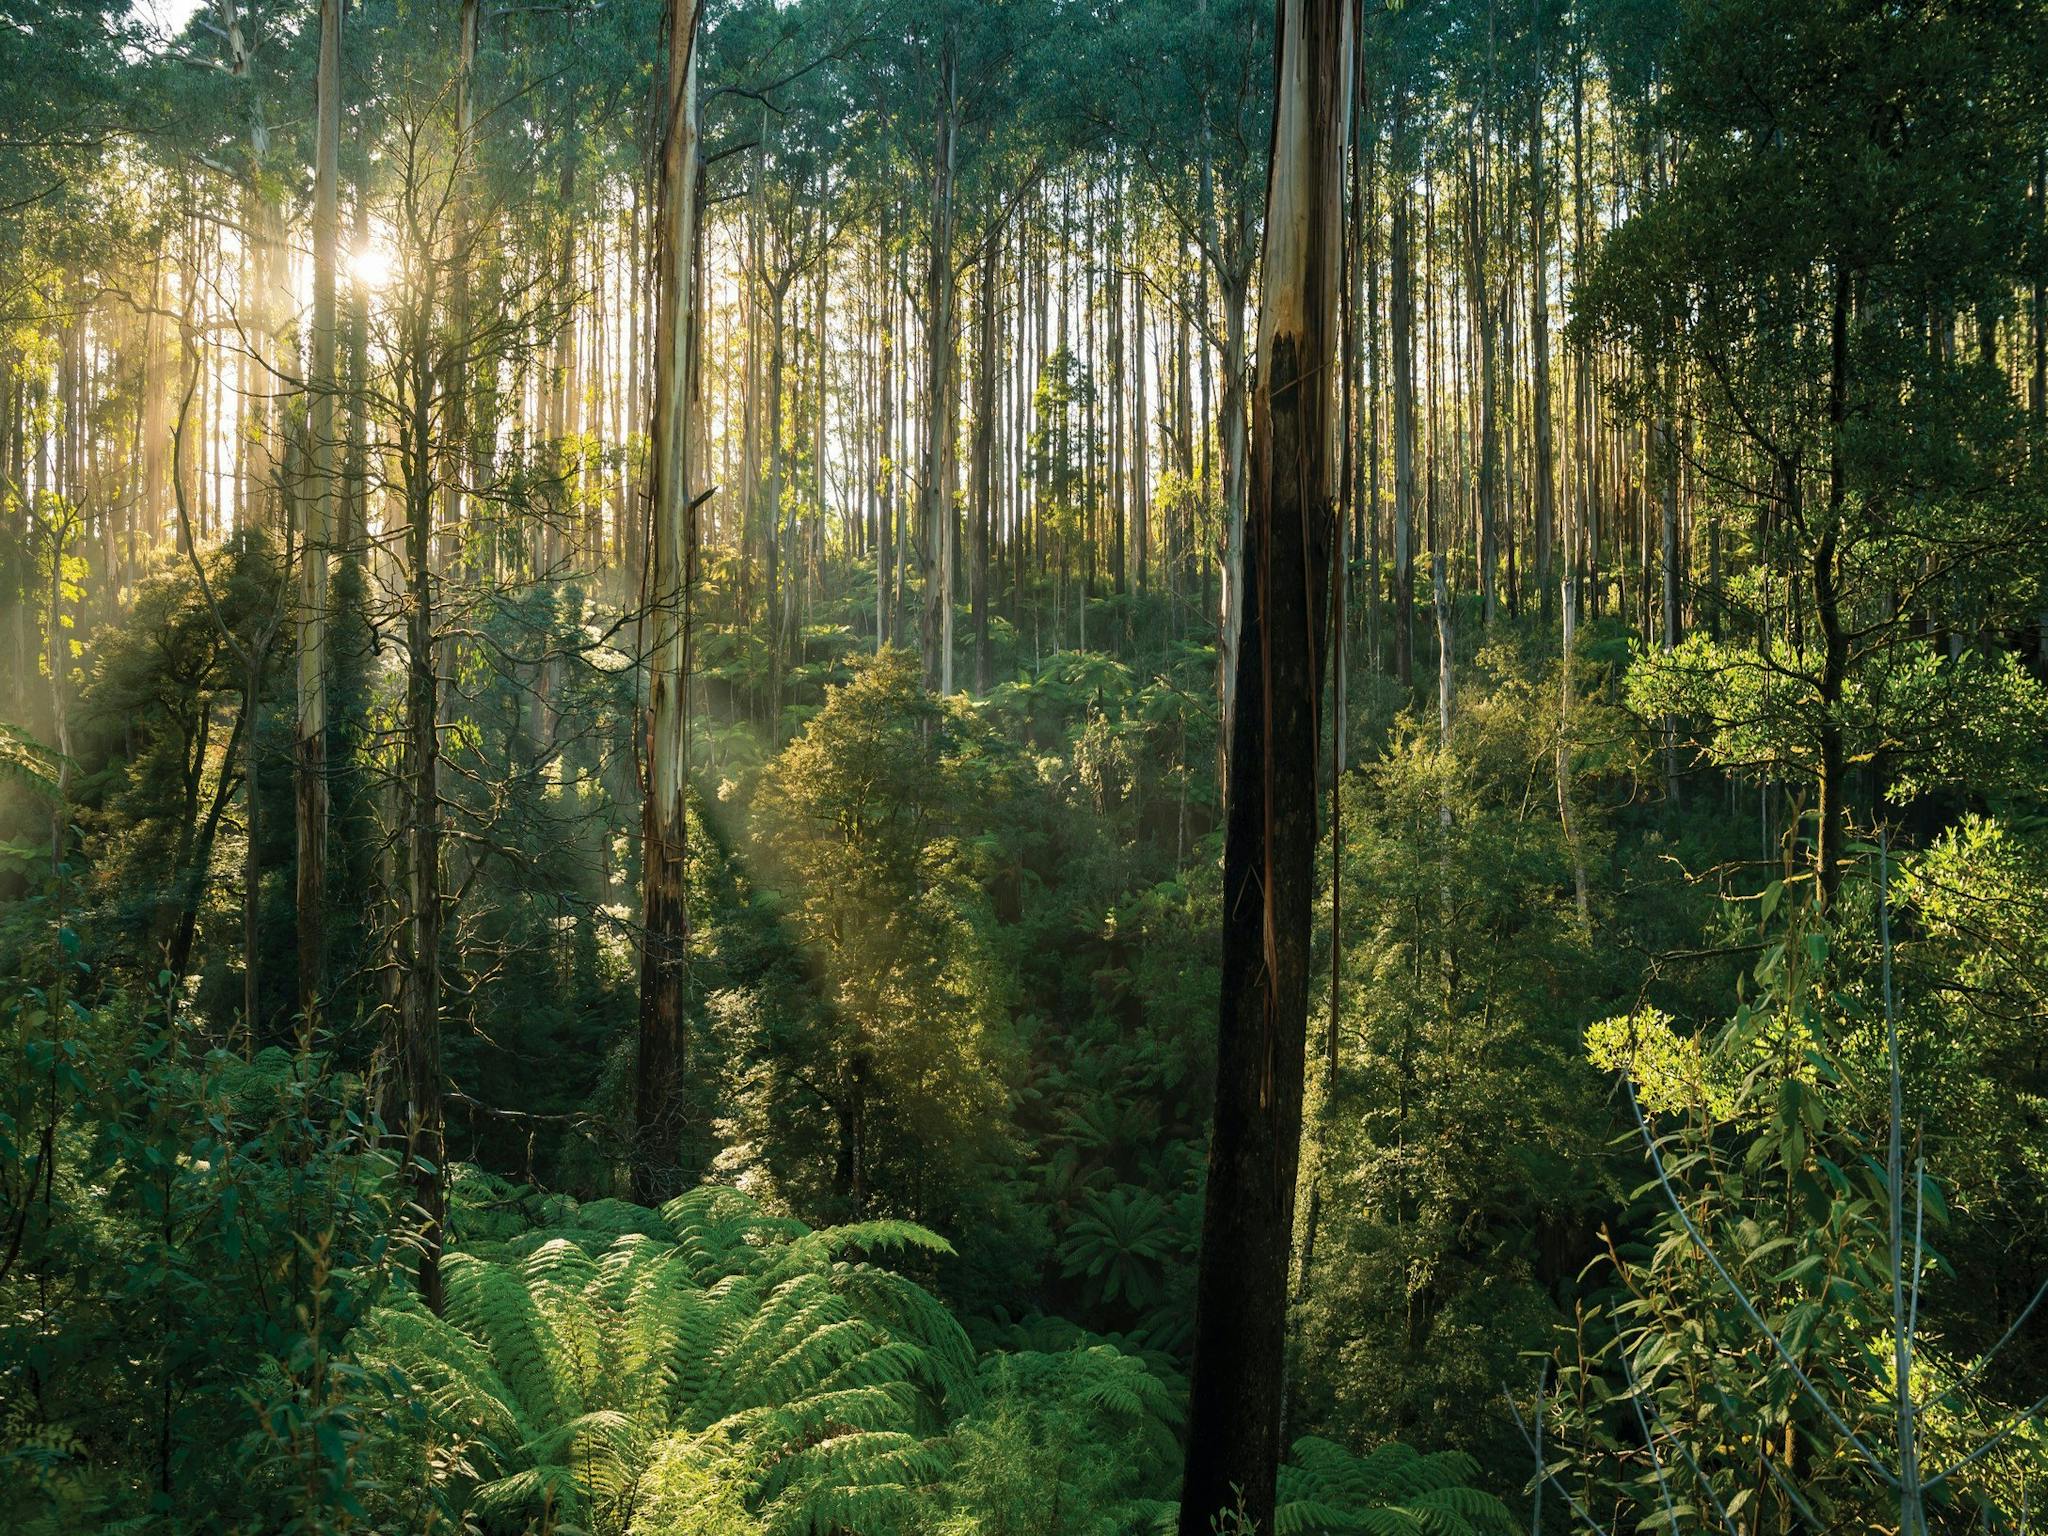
[1561,870,2048,1532]
[359,1179,975,1535]
[924,1339,1182,1536]
[1291,643,1647,1467]
[1269,1438,1517,1536]
[742,649,1028,1229]
[0,936,395,1535]
[1058,1187,1175,1312]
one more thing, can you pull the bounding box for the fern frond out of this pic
[369,1185,974,1536]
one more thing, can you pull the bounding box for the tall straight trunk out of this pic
[1109,180,1127,597]
[1215,266,1249,752]
[1364,121,1384,673]
[234,43,287,536]
[920,44,959,689]
[296,0,342,1018]
[1390,101,1416,689]
[1132,262,1149,593]
[1528,28,1556,624]
[1570,45,1592,625]
[877,221,895,650]
[636,0,702,1204]
[392,240,446,1313]
[894,246,910,641]
[1174,234,1195,590]
[1465,140,1499,629]
[766,283,788,722]
[400,506,443,1311]
[624,189,645,577]
[811,233,829,610]
[550,156,580,568]
[971,250,996,692]
[1178,2,1348,1531]
[141,271,170,551]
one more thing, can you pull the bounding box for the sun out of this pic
[348,240,396,292]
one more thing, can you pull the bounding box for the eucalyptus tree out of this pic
[342,0,594,1305]
[295,0,340,1017]
[635,0,704,1206]
[1178,2,1348,1531]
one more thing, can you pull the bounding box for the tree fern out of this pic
[360,1179,973,1535]
[1271,1438,1517,1536]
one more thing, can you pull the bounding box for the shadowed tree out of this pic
[1177,1,1349,1532]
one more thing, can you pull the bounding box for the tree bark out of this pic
[635,0,703,1205]
[876,217,895,652]
[1178,3,1348,1532]
[1465,140,1500,629]
[1390,96,1416,690]
[295,0,341,1020]
[1528,32,1556,626]
[387,203,446,1313]
[920,43,958,691]
[971,249,996,693]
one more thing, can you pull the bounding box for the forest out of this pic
[4,0,2048,1530]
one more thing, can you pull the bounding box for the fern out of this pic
[1272,1438,1517,1536]
[362,1178,972,1535]
[1133,1438,1513,1536]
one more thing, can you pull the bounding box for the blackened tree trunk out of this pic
[1177,2,1348,1532]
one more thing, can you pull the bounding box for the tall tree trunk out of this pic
[971,250,996,693]
[1568,37,1589,623]
[1390,96,1416,690]
[877,219,895,651]
[766,283,788,726]
[1132,261,1150,594]
[920,43,959,690]
[295,0,341,1019]
[635,0,703,1204]
[1178,3,1347,1532]
[1215,265,1249,757]
[1465,139,1499,630]
[1528,31,1556,626]
[1658,378,1681,800]
[390,227,445,1314]
[1110,179,1127,598]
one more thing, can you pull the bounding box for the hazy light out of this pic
[350,242,397,292]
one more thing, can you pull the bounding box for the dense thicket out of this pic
[4,0,2048,1531]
